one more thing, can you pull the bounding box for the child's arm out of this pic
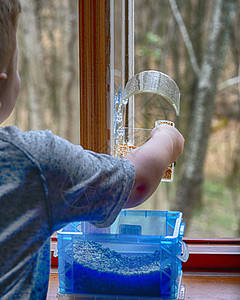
[123,124,184,208]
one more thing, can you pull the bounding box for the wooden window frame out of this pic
[183,238,240,272]
[79,0,110,154]
[51,0,240,273]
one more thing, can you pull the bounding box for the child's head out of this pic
[0,0,21,124]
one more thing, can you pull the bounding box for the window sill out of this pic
[182,271,240,300]
[183,238,240,272]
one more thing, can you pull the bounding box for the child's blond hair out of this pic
[0,0,21,72]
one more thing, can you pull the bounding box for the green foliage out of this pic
[146,32,161,45]
[139,32,162,61]
[188,180,239,238]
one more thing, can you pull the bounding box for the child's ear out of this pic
[0,72,8,82]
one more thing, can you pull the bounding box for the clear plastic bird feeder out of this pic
[114,70,180,182]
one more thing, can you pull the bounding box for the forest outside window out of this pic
[133,0,240,240]
[3,0,80,145]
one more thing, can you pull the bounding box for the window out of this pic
[4,0,239,271]
[78,0,240,241]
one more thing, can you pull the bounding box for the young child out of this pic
[0,1,184,299]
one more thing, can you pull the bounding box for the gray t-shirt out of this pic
[0,126,135,299]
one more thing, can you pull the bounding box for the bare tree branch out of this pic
[173,0,236,225]
[238,64,240,97]
[218,75,240,91]
[169,0,200,76]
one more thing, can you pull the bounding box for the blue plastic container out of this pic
[57,210,188,299]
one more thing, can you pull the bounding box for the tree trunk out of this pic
[65,0,78,143]
[20,0,46,130]
[173,0,236,225]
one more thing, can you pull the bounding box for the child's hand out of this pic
[151,124,184,164]
[124,123,184,208]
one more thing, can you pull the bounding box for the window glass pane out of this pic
[2,0,79,145]
[114,0,123,91]
[113,0,135,156]
[134,0,240,238]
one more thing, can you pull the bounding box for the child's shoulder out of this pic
[0,125,21,135]
[0,126,55,162]
[0,126,53,142]
[0,126,24,147]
